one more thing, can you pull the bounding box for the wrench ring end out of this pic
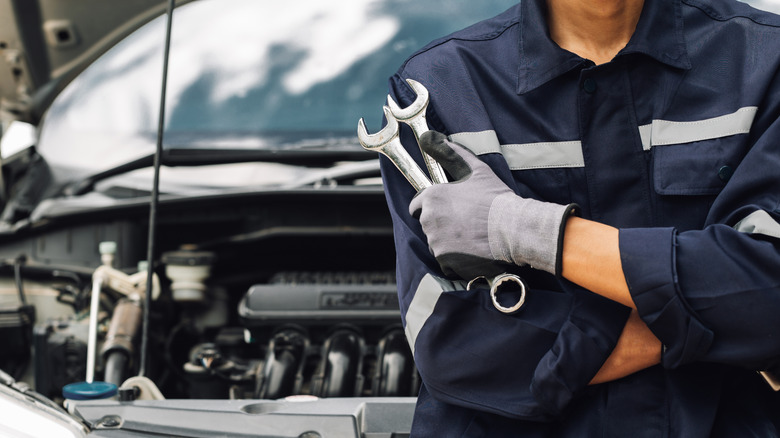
[490,274,527,314]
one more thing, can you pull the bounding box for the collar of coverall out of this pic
[516,0,692,94]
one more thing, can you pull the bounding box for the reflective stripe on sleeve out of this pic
[404,274,465,356]
[734,209,780,240]
[638,106,757,150]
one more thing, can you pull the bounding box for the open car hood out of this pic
[0,0,192,125]
[4,0,780,128]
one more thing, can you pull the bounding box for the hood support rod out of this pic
[139,0,175,378]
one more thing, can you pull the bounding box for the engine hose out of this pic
[374,330,415,396]
[100,298,142,385]
[104,351,128,386]
[256,330,307,399]
[313,330,364,398]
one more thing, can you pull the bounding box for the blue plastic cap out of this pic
[63,381,118,400]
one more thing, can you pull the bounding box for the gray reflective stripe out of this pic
[449,130,584,170]
[448,106,757,168]
[639,107,757,151]
[734,210,780,240]
[449,130,502,155]
[638,124,653,151]
[404,274,464,356]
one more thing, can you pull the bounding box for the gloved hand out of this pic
[409,131,578,280]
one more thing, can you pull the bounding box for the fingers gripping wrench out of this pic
[357,81,527,314]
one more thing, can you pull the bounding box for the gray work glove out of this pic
[409,131,578,280]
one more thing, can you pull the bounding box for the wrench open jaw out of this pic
[387,79,448,184]
[357,106,432,192]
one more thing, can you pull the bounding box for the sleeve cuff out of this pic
[619,227,713,368]
[530,287,630,413]
[554,203,580,278]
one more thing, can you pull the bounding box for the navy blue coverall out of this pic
[380,0,780,435]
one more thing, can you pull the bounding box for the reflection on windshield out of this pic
[184,2,400,98]
[43,1,399,136]
[96,162,310,194]
[38,0,518,175]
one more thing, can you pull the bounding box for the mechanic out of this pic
[380,0,780,435]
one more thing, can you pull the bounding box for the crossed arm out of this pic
[561,216,662,384]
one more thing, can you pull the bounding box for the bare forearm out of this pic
[561,216,635,308]
[561,216,661,383]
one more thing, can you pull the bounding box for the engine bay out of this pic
[0,187,415,404]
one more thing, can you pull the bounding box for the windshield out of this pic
[37,0,518,175]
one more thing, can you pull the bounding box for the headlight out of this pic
[0,383,88,438]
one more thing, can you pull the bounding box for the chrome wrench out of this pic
[387,79,448,184]
[357,106,432,192]
[467,273,526,314]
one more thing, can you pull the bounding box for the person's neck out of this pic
[547,0,644,65]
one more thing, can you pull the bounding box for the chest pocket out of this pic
[644,107,756,196]
[652,137,749,196]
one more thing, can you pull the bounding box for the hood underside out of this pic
[0,0,193,125]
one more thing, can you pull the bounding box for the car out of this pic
[1,0,779,436]
[0,1,520,436]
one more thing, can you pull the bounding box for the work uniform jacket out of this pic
[381,0,780,435]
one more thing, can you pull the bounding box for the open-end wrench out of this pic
[357,106,433,192]
[387,79,448,184]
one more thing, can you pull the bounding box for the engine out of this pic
[1,189,416,403]
[26,253,417,402]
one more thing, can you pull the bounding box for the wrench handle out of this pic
[381,137,433,192]
[407,116,448,185]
